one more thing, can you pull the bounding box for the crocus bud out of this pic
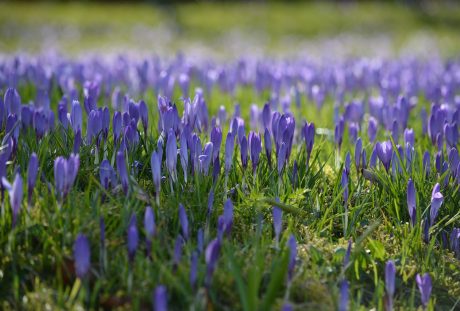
[178,203,189,241]
[207,190,214,217]
[339,279,349,311]
[190,251,198,289]
[224,132,234,174]
[179,131,188,182]
[368,117,377,143]
[166,129,178,182]
[273,198,282,243]
[173,235,183,268]
[354,138,362,172]
[99,159,116,190]
[4,88,21,116]
[144,206,156,240]
[151,151,161,195]
[116,151,129,195]
[223,198,233,237]
[341,169,349,205]
[240,136,248,170]
[2,172,23,227]
[70,100,82,134]
[385,260,396,311]
[112,111,122,142]
[264,127,272,168]
[407,179,416,226]
[287,234,297,282]
[404,128,415,146]
[249,131,262,175]
[211,127,222,162]
[73,233,90,279]
[139,100,148,134]
[334,117,345,150]
[416,273,432,308]
[153,285,168,311]
[205,238,221,287]
[302,122,315,165]
[201,142,213,175]
[127,214,139,262]
[27,153,38,205]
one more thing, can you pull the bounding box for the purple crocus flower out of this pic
[339,279,349,311]
[166,129,178,182]
[368,117,378,143]
[222,198,233,237]
[173,235,183,268]
[2,172,23,227]
[287,234,297,282]
[4,88,21,116]
[139,100,148,134]
[341,169,349,205]
[376,141,393,172]
[444,123,458,148]
[210,127,222,162]
[127,214,139,262]
[224,132,234,174]
[200,142,213,175]
[302,122,315,166]
[54,154,80,201]
[178,203,189,241]
[348,123,359,144]
[344,152,351,176]
[144,205,156,240]
[385,260,396,311]
[264,127,272,168]
[240,136,248,170]
[249,131,262,174]
[416,273,432,307]
[354,138,362,172]
[273,198,282,243]
[430,183,443,226]
[407,179,416,226]
[334,116,345,150]
[423,151,431,177]
[207,189,214,217]
[70,100,82,134]
[112,111,122,142]
[116,151,129,195]
[73,233,90,279]
[27,153,38,205]
[404,128,415,146]
[391,120,399,144]
[197,227,204,255]
[361,149,367,170]
[205,238,221,287]
[151,151,161,198]
[153,285,167,311]
[99,159,116,190]
[179,131,188,182]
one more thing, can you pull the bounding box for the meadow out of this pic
[0,2,460,311]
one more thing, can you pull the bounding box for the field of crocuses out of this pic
[0,53,459,310]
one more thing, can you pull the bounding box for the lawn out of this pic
[0,2,460,311]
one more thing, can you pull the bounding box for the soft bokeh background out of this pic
[1,1,460,58]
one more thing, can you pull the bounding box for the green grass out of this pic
[1,2,460,55]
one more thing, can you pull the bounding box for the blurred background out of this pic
[1,1,460,58]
